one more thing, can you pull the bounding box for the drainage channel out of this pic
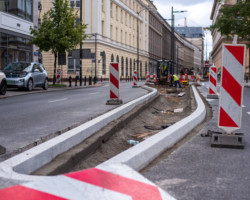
[32,86,195,176]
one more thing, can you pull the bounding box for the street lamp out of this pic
[171,7,187,74]
[176,46,184,74]
[80,0,83,86]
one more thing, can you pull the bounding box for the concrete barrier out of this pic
[100,85,206,171]
[0,85,157,185]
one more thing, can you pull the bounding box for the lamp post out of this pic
[79,0,83,86]
[176,46,183,74]
[171,7,187,74]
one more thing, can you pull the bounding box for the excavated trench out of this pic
[33,85,196,176]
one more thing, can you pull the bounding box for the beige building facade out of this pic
[210,0,249,78]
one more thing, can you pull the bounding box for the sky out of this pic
[153,0,214,60]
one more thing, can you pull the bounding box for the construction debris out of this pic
[178,92,185,97]
[174,108,184,113]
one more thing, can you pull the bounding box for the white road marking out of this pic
[206,99,215,102]
[89,92,98,95]
[247,112,250,115]
[49,98,68,103]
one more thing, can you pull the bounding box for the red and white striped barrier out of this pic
[153,73,157,83]
[56,69,61,84]
[218,44,246,133]
[209,66,217,95]
[106,63,123,104]
[0,164,174,200]
[145,71,150,84]
[133,70,139,88]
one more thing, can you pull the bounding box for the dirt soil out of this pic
[33,84,196,176]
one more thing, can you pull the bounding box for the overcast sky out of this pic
[153,0,214,60]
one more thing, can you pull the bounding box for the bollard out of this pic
[75,77,77,86]
[68,75,72,87]
[84,76,86,86]
[101,76,103,82]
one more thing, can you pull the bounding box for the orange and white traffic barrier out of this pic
[133,70,139,88]
[218,44,246,133]
[56,69,61,84]
[106,63,123,104]
[145,71,150,84]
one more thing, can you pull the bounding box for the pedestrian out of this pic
[75,71,79,86]
[173,74,182,88]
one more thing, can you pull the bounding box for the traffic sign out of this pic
[218,44,246,133]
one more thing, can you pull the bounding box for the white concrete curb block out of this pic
[100,86,206,171]
[0,85,157,183]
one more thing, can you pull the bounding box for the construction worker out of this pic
[173,74,182,88]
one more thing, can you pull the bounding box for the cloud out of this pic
[153,0,214,59]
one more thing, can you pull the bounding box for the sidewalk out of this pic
[142,84,250,200]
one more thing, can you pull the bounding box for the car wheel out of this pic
[43,79,48,90]
[27,79,33,91]
[0,81,7,95]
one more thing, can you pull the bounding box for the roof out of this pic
[175,27,204,38]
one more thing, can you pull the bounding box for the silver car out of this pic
[4,62,48,91]
[0,71,7,95]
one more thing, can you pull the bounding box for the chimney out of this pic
[184,17,187,27]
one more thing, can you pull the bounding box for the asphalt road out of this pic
[142,83,250,200]
[0,82,148,157]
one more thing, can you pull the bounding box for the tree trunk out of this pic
[53,53,57,85]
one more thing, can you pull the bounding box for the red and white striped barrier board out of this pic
[56,69,61,84]
[107,63,122,104]
[109,63,120,99]
[146,71,150,84]
[209,67,217,95]
[0,165,174,200]
[133,70,138,88]
[219,44,246,133]
[153,73,157,83]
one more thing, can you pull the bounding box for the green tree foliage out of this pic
[29,0,87,84]
[211,0,250,45]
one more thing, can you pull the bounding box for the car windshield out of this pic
[4,63,32,72]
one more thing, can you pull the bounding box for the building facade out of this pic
[210,0,249,78]
[39,0,203,80]
[0,0,35,70]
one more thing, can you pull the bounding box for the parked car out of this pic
[0,71,7,95]
[4,62,48,91]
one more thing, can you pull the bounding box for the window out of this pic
[116,6,118,20]
[68,52,80,72]
[1,0,33,21]
[102,0,104,12]
[110,3,113,17]
[125,32,127,44]
[111,54,114,62]
[125,13,127,25]
[102,20,104,35]
[116,27,118,41]
[110,25,113,39]
[121,30,123,43]
[121,57,124,76]
[70,0,80,8]
[102,51,106,74]
[121,10,123,23]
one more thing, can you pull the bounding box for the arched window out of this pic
[126,58,128,77]
[111,54,114,62]
[121,56,124,77]
[130,59,132,77]
[145,62,147,76]
[133,59,135,71]
[102,51,106,75]
[116,55,119,63]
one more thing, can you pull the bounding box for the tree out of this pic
[29,0,87,84]
[211,0,250,45]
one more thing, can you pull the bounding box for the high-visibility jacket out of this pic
[173,75,179,82]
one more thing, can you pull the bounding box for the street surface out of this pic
[0,82,148,158]
[142,83,250,200]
